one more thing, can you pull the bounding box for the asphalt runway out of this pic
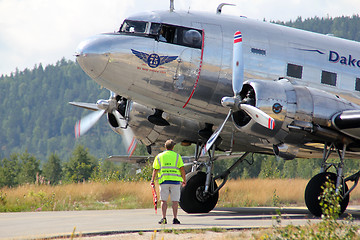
[1,206,360,239]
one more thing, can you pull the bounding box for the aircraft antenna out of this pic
[216,3,236,14]
[170,0,175,12]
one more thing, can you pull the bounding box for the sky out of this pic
[0,0,359,76]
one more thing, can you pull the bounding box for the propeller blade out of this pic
[113,110,138,157]
[75,110,105,138]
[232,31,243,96]
[69,102,100,111]
[240,104,275,130]
[201,110,232,156]
[231,31,275,130]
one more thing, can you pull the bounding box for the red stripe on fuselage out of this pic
[183,29,205,108]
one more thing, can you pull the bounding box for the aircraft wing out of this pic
[332,110,360,140]
[107,153,249,174]
[107,153,249,164]
[107,155,153,164]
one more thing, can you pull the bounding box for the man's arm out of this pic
[151,168,158,184]
[179,166,186,187]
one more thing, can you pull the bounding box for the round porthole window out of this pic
[183,30,202,48]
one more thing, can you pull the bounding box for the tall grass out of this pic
[0,181,154,212]
[261,177,360,239]
[218,178,309,207]
[1,178,360,212]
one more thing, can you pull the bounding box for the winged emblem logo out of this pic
[131,49,178,68]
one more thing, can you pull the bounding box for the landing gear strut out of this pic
[305,172,349,217]
[180,142,249,213]
[305,143,352,217]
[180,171,219,213]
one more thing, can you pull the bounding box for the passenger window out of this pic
[287,63,303,79]
[355,78,360,91]
[321,70,337,86]
[251,48,266,56]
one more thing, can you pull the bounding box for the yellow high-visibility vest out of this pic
[153,150,184,184]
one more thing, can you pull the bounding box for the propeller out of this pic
[201,31,275,155]
[113,108,138,157]
[232,31,244,96]
[69,92,137,156]
[74,109,105,138]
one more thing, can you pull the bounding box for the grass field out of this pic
[1,178,360,212]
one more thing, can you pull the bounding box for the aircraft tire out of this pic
[180,171,219,213]
[304,172,349,217]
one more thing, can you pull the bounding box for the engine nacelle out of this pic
[128,103,202,148]
[107,101,202,154]
[233,79,359,153]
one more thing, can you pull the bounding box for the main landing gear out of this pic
[180,141,360,217]
[180,142,250,213]
[305,143,360,217]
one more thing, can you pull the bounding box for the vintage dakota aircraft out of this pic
[70,1,360,217]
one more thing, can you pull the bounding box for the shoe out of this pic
[158,218,167,224]
[173,218,180,224]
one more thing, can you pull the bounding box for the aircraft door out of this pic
[153,25,203,109]
[190,23,223,109]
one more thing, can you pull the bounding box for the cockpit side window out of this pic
[120,20,148,34]
[159,25,176,43]
[119,20,202,49]
[149,23,161,36]
[158,24,202,49]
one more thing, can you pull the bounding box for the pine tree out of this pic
[42,153,62,185]
[0,154,20,187]
[63,145,97,182]
[17,150,41,185]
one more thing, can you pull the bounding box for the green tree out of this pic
[0,154,20,187]
[63,145,97,182]
[282,160,298,178]
[0,60,116,162]
[17,151,41,185]
[42,153,62,185]
[258,156,282,179]
[296,158,322,179]
[276,15,360,42]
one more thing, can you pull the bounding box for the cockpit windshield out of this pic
[119,20,202,49]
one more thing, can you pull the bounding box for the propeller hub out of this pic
[221,96,240,111]
[96,99,110,110]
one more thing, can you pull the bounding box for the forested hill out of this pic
[276,14,360,42]
[1,15,359,162]
[0,59,126,161]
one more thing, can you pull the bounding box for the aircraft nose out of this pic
[76,35,112,79]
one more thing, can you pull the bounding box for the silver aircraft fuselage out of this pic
[76,10,360,158]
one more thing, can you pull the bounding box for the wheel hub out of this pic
[195,186,210,202]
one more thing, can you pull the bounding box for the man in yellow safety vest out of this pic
[151,139,186,224]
